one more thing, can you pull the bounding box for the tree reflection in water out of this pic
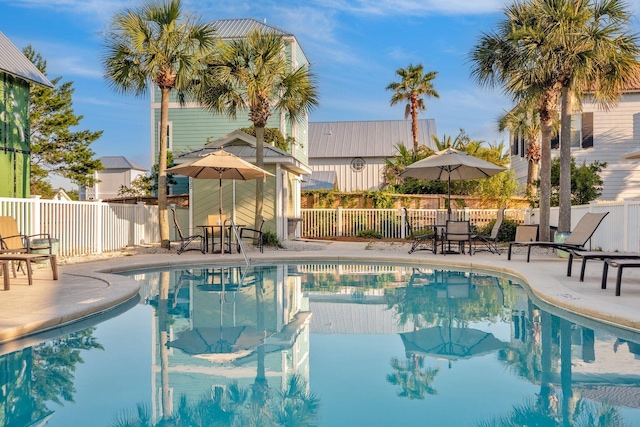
[0,328,103,426]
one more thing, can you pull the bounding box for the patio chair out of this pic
[507,212,608,262]
[567,249,640,281]
[239,219,265,253]
[472,208,505,255]
[0,216,56,279]
[601,259,640,296]
[171,208,205,255]
[404,208,437,254]
[441,220,473,256]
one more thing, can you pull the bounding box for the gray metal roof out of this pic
[308,119,437,158]
[212,18,292,38]
[99,156,147,171]
[301,171,337,190]
[0,32,53,88]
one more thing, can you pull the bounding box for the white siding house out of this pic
[80,156,147,200]
[307,120,437,192]
[510,90,640,201]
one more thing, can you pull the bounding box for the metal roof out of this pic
[308,119,437,158]
[99,156,147,171]
[0,32,53,88]
[212,18,292,38]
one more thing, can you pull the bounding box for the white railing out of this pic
[300,202,638,253]
[0,197,160,257]
[301,208,528,239]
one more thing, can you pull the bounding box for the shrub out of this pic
[262,230,284,248]
[475,219,518,242]
[356,229,383,239]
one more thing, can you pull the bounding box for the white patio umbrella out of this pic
[167,147,274,217]
[401,148,506,217]
[167,148,274,253]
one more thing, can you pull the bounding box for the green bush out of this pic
[262,230,284,248]
[356,229,383,239]
[475,219,518,242]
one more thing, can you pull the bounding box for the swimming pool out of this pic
[1,262,640,426]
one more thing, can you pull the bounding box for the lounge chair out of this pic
[567,249,640,281]
[601,259,640,296]
[171,208,205,255]
[507,212,608,262]
[0,216,57,281]
[404,208,437,254]
[472,208,505,255]
[441,220,473,256]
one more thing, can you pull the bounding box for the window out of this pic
[552,113,593,149]
[157,121,173,151]
[569,114,582,148]
[351,157,365,172]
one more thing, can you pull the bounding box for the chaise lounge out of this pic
[507,212,609,262]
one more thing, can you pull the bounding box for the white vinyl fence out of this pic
[302,203,639,253]
[0,197,161,257]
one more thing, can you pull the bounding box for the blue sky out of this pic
[3,0,640,178]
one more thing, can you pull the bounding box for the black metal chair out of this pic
[472,208,505,254]
[239,219,265,253]
[404,208,437,254]
[171,208,205,255]
[441,220,473,255]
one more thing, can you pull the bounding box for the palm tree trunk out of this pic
[255,126,265,231]
[158,271,172,421]
[559,87,572,233]
[527,160,539,197]
[158,88,171,249]
[539,115,553,242]
[411,98,419,150]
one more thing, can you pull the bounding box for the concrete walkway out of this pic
[2,240,640,348]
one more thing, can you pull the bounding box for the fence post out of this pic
[400,207,406,239]
[337,207,343,237]
[96,199,103,254]
[624,200,629,252]
[29,195,42,235]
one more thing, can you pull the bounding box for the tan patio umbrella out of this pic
[167,147,274,217]
[401,147,506,217]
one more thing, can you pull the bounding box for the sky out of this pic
[3,0,640,185]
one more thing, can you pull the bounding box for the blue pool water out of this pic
[2,263,640,426]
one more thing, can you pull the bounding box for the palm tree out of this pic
[470,1,564,241]
[387,354,439,400]
[102,0,217,249]
[530,0,640,233]
[498,102,542,196]
[194,29,318,230]
[387,64,439,150]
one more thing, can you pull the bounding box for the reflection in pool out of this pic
[1,263,640,426]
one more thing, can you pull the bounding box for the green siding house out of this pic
[0,32,52,198]
[151,19,311,240]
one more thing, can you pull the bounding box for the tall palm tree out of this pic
[102,0,217,249]
[387,64,439,150]
[471,1,564,241]
[498,102,542,196]
[530,0,640,233]
[194,29,318,230]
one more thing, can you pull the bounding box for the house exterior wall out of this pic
[85,168,147,200]
[510,92,640,201]
[0,73,30,198]
[309,157,386,192]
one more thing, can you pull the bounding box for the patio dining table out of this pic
[197,224,244,254]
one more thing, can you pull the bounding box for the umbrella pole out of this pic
[447,173,452,220]
[219,175,225,256]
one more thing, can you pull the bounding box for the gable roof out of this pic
[301,171,338,190]
[0,32,52,88]
[99,156,147,171]
[308,119,437,158]
[175,130,311,175]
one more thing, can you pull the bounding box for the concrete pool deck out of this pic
[2,239,640,347]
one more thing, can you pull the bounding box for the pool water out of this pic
[2,263,640,426]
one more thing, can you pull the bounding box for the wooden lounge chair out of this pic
[404,208,437,254]
[507,212,608,262]
[472,208,505,255]
[0,253,58,286]
[567,249,640,281]
[0,216,56,280]
[171,208,205,255]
